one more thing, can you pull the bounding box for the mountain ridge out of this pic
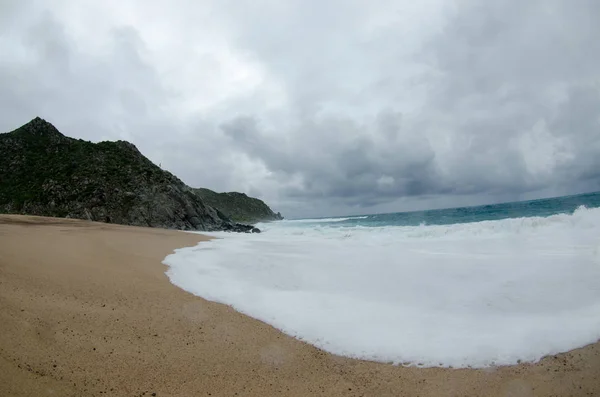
[0,117,279,232]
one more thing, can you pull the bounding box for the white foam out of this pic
[164,206,600,368]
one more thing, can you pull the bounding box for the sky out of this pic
[1,0,599,218]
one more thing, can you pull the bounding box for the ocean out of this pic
[164,191,600,368]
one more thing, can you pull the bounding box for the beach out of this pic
[1,215,599,397]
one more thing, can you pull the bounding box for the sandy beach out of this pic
[0,215,599,397]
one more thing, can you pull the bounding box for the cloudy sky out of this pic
[1,0,599,218]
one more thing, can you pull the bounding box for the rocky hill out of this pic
[193,188,283,224]
[0,117,268,232]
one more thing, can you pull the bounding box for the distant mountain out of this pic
[0,117,273,232]
[193,188,283,224]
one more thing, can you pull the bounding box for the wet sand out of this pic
[0,214,598,397]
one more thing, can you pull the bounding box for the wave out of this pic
[167,205,600,368]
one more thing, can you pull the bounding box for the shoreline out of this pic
[1,214,599,396]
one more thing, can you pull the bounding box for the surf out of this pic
[164,201,600,368]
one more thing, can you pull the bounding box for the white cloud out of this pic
[1,0,599,218]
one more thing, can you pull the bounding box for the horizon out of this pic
[286,189,600,221]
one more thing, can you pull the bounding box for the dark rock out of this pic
[222,222,260,233]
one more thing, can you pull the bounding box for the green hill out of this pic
[193,188,283,224]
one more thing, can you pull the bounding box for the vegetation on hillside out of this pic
[193,187,283,224]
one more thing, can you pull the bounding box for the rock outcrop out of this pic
[0,117,271,232]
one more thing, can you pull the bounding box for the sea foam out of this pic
[163,206,600,368]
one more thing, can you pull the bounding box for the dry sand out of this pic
[0,214,599,397]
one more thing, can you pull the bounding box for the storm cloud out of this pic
[1,0,599,217]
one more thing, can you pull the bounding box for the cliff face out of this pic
[0,117,261,232]
[193,188,283,224]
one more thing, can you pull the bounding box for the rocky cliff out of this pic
[0,117,262,232]
[193,188,283,224]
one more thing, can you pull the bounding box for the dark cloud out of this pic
[213,0,600,216]
[221,111,445,204]
[1,0,599,218]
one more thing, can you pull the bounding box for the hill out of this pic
[0,117,268,232]
[193,188,283,224]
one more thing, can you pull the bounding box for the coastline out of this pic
[1,214,599,397]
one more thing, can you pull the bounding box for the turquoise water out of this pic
[292,191,600,227]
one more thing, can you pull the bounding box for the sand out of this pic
[0,215,599,397]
